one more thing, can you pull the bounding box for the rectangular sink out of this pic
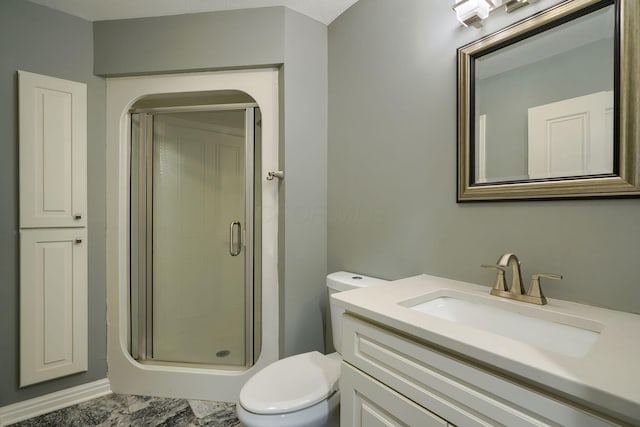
[409,294,601,358]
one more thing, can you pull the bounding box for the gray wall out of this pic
[94,7,328,358]
[478,38,614,181]
[94,8,285,74]
[0,0,107,406]
[281,9,328,356]
[328,0,640,314]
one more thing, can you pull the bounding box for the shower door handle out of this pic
[230,221,242,256]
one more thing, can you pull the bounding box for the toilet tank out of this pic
[327,272,388,354]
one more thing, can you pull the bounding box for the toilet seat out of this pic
[237,390,340,427]
[239,351,341,415]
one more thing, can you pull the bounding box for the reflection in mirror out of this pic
[457,0,640,201]
[474,5,614,184]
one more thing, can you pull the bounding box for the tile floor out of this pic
[11,394,241,426]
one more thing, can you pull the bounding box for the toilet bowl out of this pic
[237,272,388,427]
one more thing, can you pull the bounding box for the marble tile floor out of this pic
[11,394,242,427]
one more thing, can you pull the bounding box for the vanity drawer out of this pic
[342,314,621,427]
[341,361,449,427]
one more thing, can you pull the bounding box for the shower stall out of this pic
[107,70,279,401]
[129,96,262,369]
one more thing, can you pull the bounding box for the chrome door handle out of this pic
[230,221,242,256]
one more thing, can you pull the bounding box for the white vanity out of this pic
[332,274,640,426]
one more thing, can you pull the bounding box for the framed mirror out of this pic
[457,0,639,201]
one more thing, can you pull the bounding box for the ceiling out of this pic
[26,0,360,25]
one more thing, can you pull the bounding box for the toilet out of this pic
[237,271,388,427]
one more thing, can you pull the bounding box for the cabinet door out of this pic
[341,362,448,427]
[20,228,88,386]
[19,70,87,228]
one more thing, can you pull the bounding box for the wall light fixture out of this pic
[453,0,538,27]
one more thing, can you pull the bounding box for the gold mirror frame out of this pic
[457,0,639,202]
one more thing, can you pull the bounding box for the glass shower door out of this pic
[130,106,256,368]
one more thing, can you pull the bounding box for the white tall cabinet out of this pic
[18,71,88,387]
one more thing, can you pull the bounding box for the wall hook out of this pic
[267,171,284,181]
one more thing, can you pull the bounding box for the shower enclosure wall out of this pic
[106,70,279,401]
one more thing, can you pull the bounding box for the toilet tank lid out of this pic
[239,351,340,415]
[326,271,388,292]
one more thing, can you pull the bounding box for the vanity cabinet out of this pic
[340,314,622,427]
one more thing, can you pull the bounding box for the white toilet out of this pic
[237,271,387,427]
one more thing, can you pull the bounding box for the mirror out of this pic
[457,0,639,201]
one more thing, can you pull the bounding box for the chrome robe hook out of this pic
[266,171,284,181]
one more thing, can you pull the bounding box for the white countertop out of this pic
[331,274,640,424]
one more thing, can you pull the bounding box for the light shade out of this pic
[453,0,492,28]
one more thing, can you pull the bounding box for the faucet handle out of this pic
[527,273,563,305]
[481,264,508,292]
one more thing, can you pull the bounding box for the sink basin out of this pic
[410,295,601,358]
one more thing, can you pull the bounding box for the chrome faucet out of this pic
[482,253,562,305]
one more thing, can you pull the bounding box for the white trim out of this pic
[106,69,280,402]
[0,379,111,426]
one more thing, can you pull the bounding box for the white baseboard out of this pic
[0,378,111,426]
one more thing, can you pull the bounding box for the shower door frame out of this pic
[131,103,257,368]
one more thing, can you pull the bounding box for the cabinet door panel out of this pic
[341,362,448,427]
[20,228,88,386]
[19,71,87,228]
